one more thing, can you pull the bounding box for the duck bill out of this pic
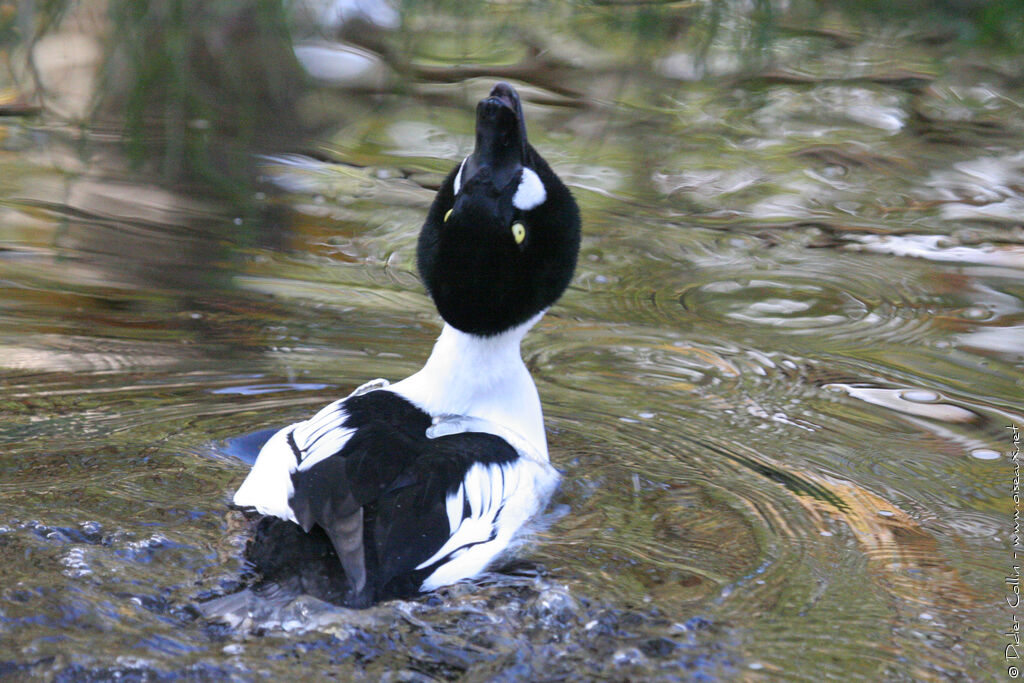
[462,82,528,192]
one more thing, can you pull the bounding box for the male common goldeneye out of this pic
[231,82,581,608]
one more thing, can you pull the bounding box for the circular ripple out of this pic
[532,323,827,438]
[684,277,869,330]
[678,269,935,344]
[572,242,948,348]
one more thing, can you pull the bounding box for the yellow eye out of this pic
[444,209,453,222]
[512,222,526,245]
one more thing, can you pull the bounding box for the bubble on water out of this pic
[900,389,939,403]
[62,547,93,578]
[961,307,990,320]
[612,647,647,666]
[824,384,977,423]
[970,449,1001,461]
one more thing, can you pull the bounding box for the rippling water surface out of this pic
[1,2,1021,680]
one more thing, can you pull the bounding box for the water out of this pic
[1,2,1021,680]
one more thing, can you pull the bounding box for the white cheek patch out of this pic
[513,167,546,211]
[453,158,467,195]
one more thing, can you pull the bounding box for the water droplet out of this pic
[970,448,1001,461]
[877,510,895,518]
[824,165,847,178]
[962,306,989,320]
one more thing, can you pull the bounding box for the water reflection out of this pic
[0,0,1021,680]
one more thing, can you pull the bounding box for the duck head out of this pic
[417,82,581,337]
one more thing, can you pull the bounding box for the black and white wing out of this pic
[374,428,560,595]
[231,379,387,522]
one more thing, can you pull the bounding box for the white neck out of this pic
[388,312,548,459]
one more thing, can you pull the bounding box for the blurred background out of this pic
[0,1,1022,680]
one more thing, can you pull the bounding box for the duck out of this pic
[231,82,581,608]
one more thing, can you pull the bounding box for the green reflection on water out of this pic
[0,0,1021,680]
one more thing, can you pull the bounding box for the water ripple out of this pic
[678,268,935,344]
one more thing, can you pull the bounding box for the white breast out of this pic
[387,315,549,461]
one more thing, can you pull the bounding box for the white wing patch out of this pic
[232,399,355,522]
[415,461,512,572]
[232,427,301,522]
[231,379,392,521]
[443,481,465,535]
[291,399,355,472]
[416,457,558,591]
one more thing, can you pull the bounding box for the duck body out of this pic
[231,83,580,607]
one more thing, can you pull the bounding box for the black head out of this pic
[417,83,581,336]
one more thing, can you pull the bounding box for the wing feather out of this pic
[415,461,510,571]
[232,399,356,521]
